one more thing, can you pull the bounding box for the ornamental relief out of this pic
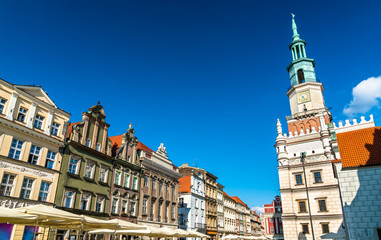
[288,155,326,165]
[0,199,37,209]
[0,160,55,180]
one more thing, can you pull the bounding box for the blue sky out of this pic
[0,0,380,210]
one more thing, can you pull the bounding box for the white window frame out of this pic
[9,139,24,160]
[0,174,15,196]
[142,198,148,215]
[45,151,56,169]
[123,173,131,188]
[95,196,105,212]
[80,192,91,211]
[17,107,28,122]
[63,190,75,208]
[130,201,136,216]
[121,199,129,214]
[86,139,91,148]
[114,170,122,185]
[84,161,95,179]
[33,115,44,129]
[0,98,6,114]
[20,177,34,199]
[132,176,138,190]
[51,122,60,136]
[99,166,108,183]
[111,197,119,214]
[28,145,41,165]
[38,181,51,202]
[96,143,101,151]
[171,205,175,219]
[68,157,80,175]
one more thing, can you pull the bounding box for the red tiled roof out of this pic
[67,122,81,139]
[332,159,342,163]
[179,176,191,193]
[231,196,248,208]
[137,142,154,153]
[337,127,381,168]
[109,134,123,148]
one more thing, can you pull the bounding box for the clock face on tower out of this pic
[297,90,311,104]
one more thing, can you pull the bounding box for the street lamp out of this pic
[300,151,315,240]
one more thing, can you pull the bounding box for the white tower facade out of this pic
[275,16,344,240]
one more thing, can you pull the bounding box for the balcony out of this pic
[194,223,206,230]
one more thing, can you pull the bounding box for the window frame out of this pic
[28,145,41,165]
[123,173,131,188]
[295,174,303,185]
[51,122,60,136]
[80,192,91,211]
[38,181,51,202]
[96,143,101,151]
[45,150,56,169]
[99,166,108,183]
[313,171,323,183]
[142,198,148,215]
[130,201,137,216]
[132,176,139,190]
[33,115,44,129]
[111,197,119,214]
[95,196,105,213]
[121,199,129,214]
[301,223,309,234]
[63,190,75,208]
[297,200,307,213]
[68,157,80,175]
[86,139,91,148]
[114,170,122,186]
[84,161,95,179]
[321,223,329,234]
[0,174,16,196]
[317,199,328,212]
[17,107,28,122]
[20,177,34,199]
[9,139,24,160]
[0,98,6,114]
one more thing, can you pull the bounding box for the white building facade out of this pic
[275,16,344,240]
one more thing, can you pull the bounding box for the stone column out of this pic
[101,125,108,154]
[91,120,99,149]
[26,103,37,129]
[80,115,89,145]
[5,92,18,121]
[44,110,54,135]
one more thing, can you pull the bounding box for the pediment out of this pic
[14,85,57,108]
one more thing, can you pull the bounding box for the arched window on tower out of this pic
[297,69,305,84]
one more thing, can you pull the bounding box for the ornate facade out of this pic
[0,78,70,239]
[263,196,283,239]
[275,16,344,240]
[205,171,218,239]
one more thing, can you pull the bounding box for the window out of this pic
[121,199,129,214]
[295,174,303,185]
[28,145,41,165]
[96,143,101,151]
[298,201,307,213]
[114,170,122,185]
[84,162,95,179]
[86,139,91,147]
[0,98,6,114]
[132,176,138,190]
[152,179,156,189]
[314,172,322,183]
[17,107,28,122]
[159,181,163,192]
[99,167,108,183]
[80,193,91,210]
[131,201,136,216]
[297,69,305,84]
[195,199,199,209]
[201,200,204,209]
[51,122,60,136]
[38,182,50,202]
[318,199,327,212]
[45,151,56,169]
[0,174,15,196]
[151,200,155,217]
[301,224,309,234]
[171,205,175,219]
[33,115,44,129]
[64,190,75,208]
[111,198,119,214]
[172,187,175,197]
[143,176,148,187]
[68,158,80,174]
[321,223,329,234]
[9,139,24,160]
[95,196,105,212]
[20,178,34,199]
[142,199,147,214]
[123,173,131,188]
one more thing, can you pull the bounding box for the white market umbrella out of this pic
[17,204,83,223]
[107,219,148,230]
[222,234,240,239]
[320,232,347,239]
[187,230,210,238]
[172,228,192,237]
[0,207,38,224]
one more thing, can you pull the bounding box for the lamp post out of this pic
[300,151,315,240]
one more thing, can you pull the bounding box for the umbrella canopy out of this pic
[188,231,210,238]
[0,207,38,224]
[17,204,83,222]
[320,232,347,239]
[242,236,257,240]
[89,225,175,237]
[172,228,192,237]
[107,219,147,230]
[222,234,240,239]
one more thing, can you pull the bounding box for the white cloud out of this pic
[251,206,264,214]
[343,76,381,116]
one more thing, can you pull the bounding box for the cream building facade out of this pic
[275,17,344,240]
[223,192,236,235]
[0,78,70,239]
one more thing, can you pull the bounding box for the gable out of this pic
[14,85,57,107]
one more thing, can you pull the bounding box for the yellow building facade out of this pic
[0,78,70,239]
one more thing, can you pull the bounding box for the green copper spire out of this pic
[291,13,300,42]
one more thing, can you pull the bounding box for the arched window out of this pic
[297,69,305,84]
